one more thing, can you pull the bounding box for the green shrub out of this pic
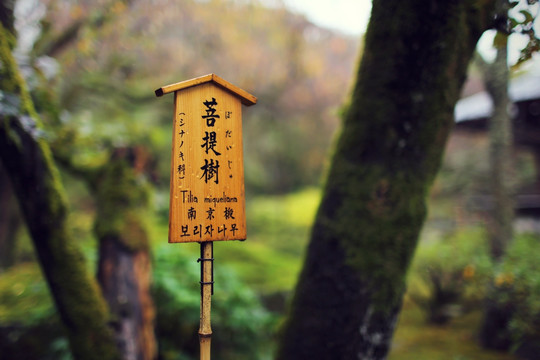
[408,227,493,324]
[152,244,278,360]
[0,263,72,359]
[0,263,54,326]
[498,233,540,352]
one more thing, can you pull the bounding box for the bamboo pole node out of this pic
[197,247,215,295]
[198,242,213,360]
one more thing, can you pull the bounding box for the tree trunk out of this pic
[93,148,157,360]
[276,1,496,359]
[485,17,513,262]
[26,1,159,356]
[0,162,21,269]
[54,141,158,360]
[0,20,121,360]
[479,0,514,350]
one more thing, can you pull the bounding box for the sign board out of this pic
[156,74,257,243]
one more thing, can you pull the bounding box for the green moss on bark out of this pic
[311,0,495,312]
[0,25,37,118]
[1,20,121,360]
[93,153,151,252]
[277,2,497,359]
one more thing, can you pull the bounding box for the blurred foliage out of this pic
[3,0,540,358]
[507,0,540,67]
[152,245,278,360]
[498,233,540,349]
[151,188,319,295]
[0,187,317,359]
[34,0,359,194]
[389,299,518,360]
[0,231,278,360]
[219,187,320,294]
[0,264,54,326]
[0,263,71,360]
[408,227,493,324]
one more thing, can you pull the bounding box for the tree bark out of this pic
[485,15,513,262]
[54,143,158,360]
[277,1,496,359]
[479,0,514,350]
[0,162,21,269]
[93,148,157,360]
[53,138,158,360]
[22,0,158,355]
[0,20,121,360]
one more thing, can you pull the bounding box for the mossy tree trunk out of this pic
[0,18,121,360]
[0,164,21,269]
[29,1,158,357]
[479,0,515,350]
[52,119,158,360]
[52,127,158,360]
[92,148,157,360]
[485,4,513,262]
[276,1,496,359]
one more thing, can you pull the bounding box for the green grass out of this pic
[217,188,320,293]
[149,187,522,359]
[149,187,321,294]
[1,186,527,359]
[0,263,54,325]
[389,299,518,360]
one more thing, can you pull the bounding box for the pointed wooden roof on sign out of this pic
[155,73,257,106]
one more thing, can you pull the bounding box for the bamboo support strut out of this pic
[198,242,214,360]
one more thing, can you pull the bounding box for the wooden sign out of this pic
[156,74,257,243]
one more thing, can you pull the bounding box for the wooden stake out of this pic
[199,242,213,360]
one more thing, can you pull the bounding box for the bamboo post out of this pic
[198,242,213,360]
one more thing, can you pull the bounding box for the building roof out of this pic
[454,74,540,122]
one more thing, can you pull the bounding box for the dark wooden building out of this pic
[454,73,540,226]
